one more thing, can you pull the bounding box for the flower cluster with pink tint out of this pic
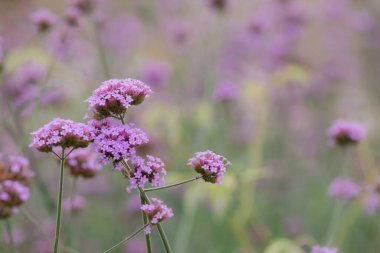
[30,9,57,32]
[127,155,166,192]
[213,81,239,102]
[29,118,93,153]
[188,150,231,184]
[65,148,101,178]
[87,79,152,119]
[141,198,173,234]
[0,155,34,184]
[0,180,30,219]
[63,195,86,214]
[327,120,367,146]
[90,119,148,164]
[328,177,360,203]
[310,245,338,253]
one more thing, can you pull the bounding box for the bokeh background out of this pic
[1,0,380,252]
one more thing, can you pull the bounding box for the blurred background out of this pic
[1,0,380,252]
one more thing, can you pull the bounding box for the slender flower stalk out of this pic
[103,224,149,253]
[5,220,15,253]
[144,176,203,192]
[53,149,65,253]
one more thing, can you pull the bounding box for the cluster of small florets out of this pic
[63,195,86,214]
[328,120,367,146]
[0,155,34,184]
[310,245,338,253]
[328,177,360,203]
[188,150,231,184]
[90,121,148,164]
[29,118,94,153]
[141,198,174,234]
[65,148,101,178]
[30,9,57,32]
[127,155,166,192]
[87,79,151,119]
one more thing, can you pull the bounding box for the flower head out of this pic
[90,120,148,165]
[363,192,380,215]
[141,198,173,234]
[141,61,171,89]
[188,150,230,184]
[63,195,86,214]
[0,180,30,208]
[87,79,151,119]
[328,177,360,203]
[328,120,366,146]
[310,245,338,253]
[30,118,93,153]
[127,155,166,191]
[65,148,101,178]
[31,9,57,32]
[0,155,34,184]
[213,81,239,102]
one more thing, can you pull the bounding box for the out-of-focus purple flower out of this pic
[206,0,230,12]
[65,7,82,27]
[188,150,230,184]
[310,245,338,253]
[352,11,375,32]
[124,194,141,214]
[363,192,380,215]
[29,118,94,153]
[40,88,68,106]
[68,0,93,14]
[127,155,166,192]
[89,120,148,165]
[141,198,173,234]
[65,148,101,178]
[0,154,34,184]
[166,21,191,46]
[87,79,152,119]
[0,180,30,208]
[31,9,57,32]
[328,177,360,203]
[63,195,86,214]
[213,81,239,102]
[141,61,171,89]
[2,227,25,246]
[327,120,366,146]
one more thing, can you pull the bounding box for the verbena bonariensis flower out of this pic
[188,150,231,184]
[87,79,152,119]
[30,9,57,32]
[327,120,366,146]
[363,192,380,215]
[90,120,148,165]
[63,195,86,214]
[310,245,338,253]
[213,81,239,102]
[0,180,30,219]
[29,118,93,153]
[141,61,171,89]
[65,148,101,178]
[0,155,34,184]
[127,155,166,192]
[141,198,173,234]
[328,177,360,203]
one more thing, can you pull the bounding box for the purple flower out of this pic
[68,0,93,14]
[363,192,380,215]
[206,0,230,12]
[89,120,148,165]
[30,118,94,153]
[0,180,30,208]
[310,245,338,253]
[0,154,34,184]
[65,7,82,27]
[141,61,171,89]
[127,155,166,191]
[328,177,360,203]
[188,150,230,184]
[327,120,366,146]
[87,79,152,119]
[63,195,86,214]
[65,148,101,178]
[30,9,57,32]
[213,81,239,102]
[141,198,173,234]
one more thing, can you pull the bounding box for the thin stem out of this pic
[5,219,15,253]
[144,176,203,192]
[325,201,344,246]
[140,193,152,253]
[53,150,66,253]
[102,224,149,253]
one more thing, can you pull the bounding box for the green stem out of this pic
[5,219,15,253]
[53,150,66,253]
[103,224,148,253]
[325,201,344,246]
[144,176,202,192]
[140,193,152,253]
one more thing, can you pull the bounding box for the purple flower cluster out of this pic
[65,148,101,178]
[30,9,57,32]
[328,120,367,146]
[0,155,34,184]
[141,198,173,234]
[310,245,338,253]
[30,118,93,153]
[63,195,86,214]
[87,79,152,119]
[90,120,148,165]
[328,177,360,203]
[213,81,239,102]
[0,180,30,219]
[127,155,167,192]
[188,150,231,184]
